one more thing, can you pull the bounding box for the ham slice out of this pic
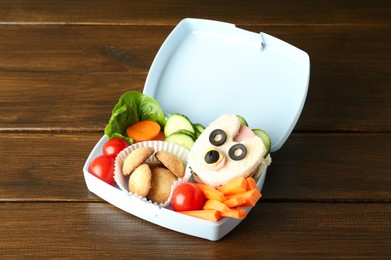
[233,124,256,142]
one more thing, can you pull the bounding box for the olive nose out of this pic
[203,147,226,170]
[204,149,221,164]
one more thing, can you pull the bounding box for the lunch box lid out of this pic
[143,18,310,152]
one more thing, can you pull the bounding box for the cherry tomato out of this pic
[103,138,129,159]
[88,155,115,185]
[171,183,205,212]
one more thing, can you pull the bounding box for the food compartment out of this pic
[114,140,191,207]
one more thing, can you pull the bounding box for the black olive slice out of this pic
[209,129,227,146]
[228,144,247,161]
[204,150,220,164]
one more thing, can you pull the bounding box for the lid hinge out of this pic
[260,32,266,51]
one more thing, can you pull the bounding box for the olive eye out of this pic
[209,129,227,146]
[204,148,224,166]
[228,144,247,161]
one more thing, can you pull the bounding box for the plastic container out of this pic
[83,18,310,241]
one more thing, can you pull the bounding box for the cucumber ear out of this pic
[193,123,205,139]
[252,129,271,158]
[236,115,248,127]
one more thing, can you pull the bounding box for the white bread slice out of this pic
[188,114,267,187]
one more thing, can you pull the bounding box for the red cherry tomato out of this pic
[171,183,205,212]
[103,138,129,159]
[88,155,115,185]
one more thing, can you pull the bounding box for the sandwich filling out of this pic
[188,114,270,187]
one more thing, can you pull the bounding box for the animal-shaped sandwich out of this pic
[188,114,271,187]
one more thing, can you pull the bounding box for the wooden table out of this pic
[1,1,390,258]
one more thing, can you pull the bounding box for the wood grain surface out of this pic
[1,203,390,258]
[0,1,390,258]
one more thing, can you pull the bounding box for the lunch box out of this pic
[83,18,310,241]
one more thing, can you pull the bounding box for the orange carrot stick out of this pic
[196,183,226,202]
[223,196,247,208]
[245,177,258,191]
[218,177,247,195]
[220,208,248,219]
[126,120,161,142]
[203,199,230,212]
[181,209,221,222]
[226,189,262,207]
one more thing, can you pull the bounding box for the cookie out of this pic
[147,167,177,204]
[128,163,152,197]
[155,151,185,178]
[122,147,154,176]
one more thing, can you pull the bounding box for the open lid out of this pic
[143,18,310,152]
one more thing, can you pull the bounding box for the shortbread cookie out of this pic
[122,147,154,176]
[155,151,185,178]
[128,163,152,197]
[147,167,177,204]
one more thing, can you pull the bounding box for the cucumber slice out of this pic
[164,114,195,137]
[165,133,195,151]
[236,115,248,126]
[174,129,196,140]
[252,129,271,158]
[193,123,205,139]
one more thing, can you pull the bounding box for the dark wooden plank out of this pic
[0,0,389,26]
[1,202,390,258]
[1,25,389,75]
[0,133,100,201]
[263,133,391,202]
[0,26,167,73]
[0,25,389,132]
[0,72,146,130]
[1,133,390,201]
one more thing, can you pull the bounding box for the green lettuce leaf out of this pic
[104,91,166,143]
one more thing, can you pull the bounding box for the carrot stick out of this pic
[181,209,221,222]
[218,177,247,195]
[245,177,258,191]
[126,120,161,142]
[223,196,246,208]
[203,199,230,212]
[196,183,226,202]
[226,189,262,207]
[220,208,248,219]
